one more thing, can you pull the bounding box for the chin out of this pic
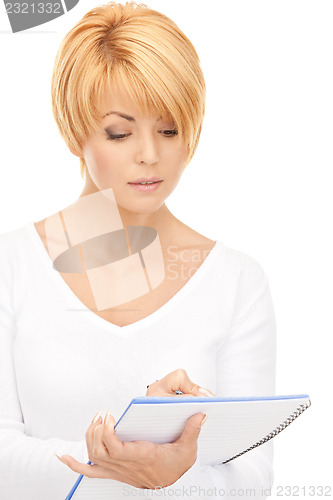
[121,201,165,215]
[94,181,171,215]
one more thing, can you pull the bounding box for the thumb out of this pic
[176,413,207,447]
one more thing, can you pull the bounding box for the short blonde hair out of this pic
[51,1,206,180]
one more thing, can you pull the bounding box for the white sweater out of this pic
[0,222,277,499]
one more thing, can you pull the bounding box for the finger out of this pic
[146,380,166,397]
[146,370,216,397]
[90,423,110,461]
[174,412,207,447]
[86,411,103,452]
[195,387,216,397]
[164,369,216,397]
[173,392,196,397]
[168,369,199,395]
[56,454,111,479]
[94,411,124,458]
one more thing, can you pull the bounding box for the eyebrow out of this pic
[102,111,162,122]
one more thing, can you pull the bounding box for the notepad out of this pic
[65,394,311,499]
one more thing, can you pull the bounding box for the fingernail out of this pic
[104,409,111,424]
[198,388,215,397]
[55,454,66,464]
[200,414,208,427]
[92,411,103,424]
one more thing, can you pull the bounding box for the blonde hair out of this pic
[51,1,206,180]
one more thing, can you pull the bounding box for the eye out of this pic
[106,132,131,141]
[161,129,178,138]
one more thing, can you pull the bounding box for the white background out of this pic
[0,1,332,498]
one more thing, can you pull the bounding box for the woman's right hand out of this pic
[145,368,215,397]
[58,368,214,488]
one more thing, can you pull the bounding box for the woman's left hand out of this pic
[56,408,206,489]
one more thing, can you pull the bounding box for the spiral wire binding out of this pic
[220,398,311,464]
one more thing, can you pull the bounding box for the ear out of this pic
[69,146,83,158]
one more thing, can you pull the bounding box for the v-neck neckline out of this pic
[26,221,221,333]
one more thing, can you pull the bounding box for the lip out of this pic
[128,177,162,184]
[128,180,163,192]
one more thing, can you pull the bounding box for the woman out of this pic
[0,1,276,498]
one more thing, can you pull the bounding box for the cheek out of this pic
[167,143,188,170]
[93,150,111,174]
[85,145,124,178]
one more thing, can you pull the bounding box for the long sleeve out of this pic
[0,225,277,499]
[158,261,277,499]
[0,289,89,499]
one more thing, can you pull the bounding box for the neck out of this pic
[77,183,181,242]
[119,202,175,226]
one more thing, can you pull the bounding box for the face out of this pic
[81,87,188,215]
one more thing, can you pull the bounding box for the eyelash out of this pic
[106,129,178,141]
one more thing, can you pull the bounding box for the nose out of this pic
[135,132,159,166]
